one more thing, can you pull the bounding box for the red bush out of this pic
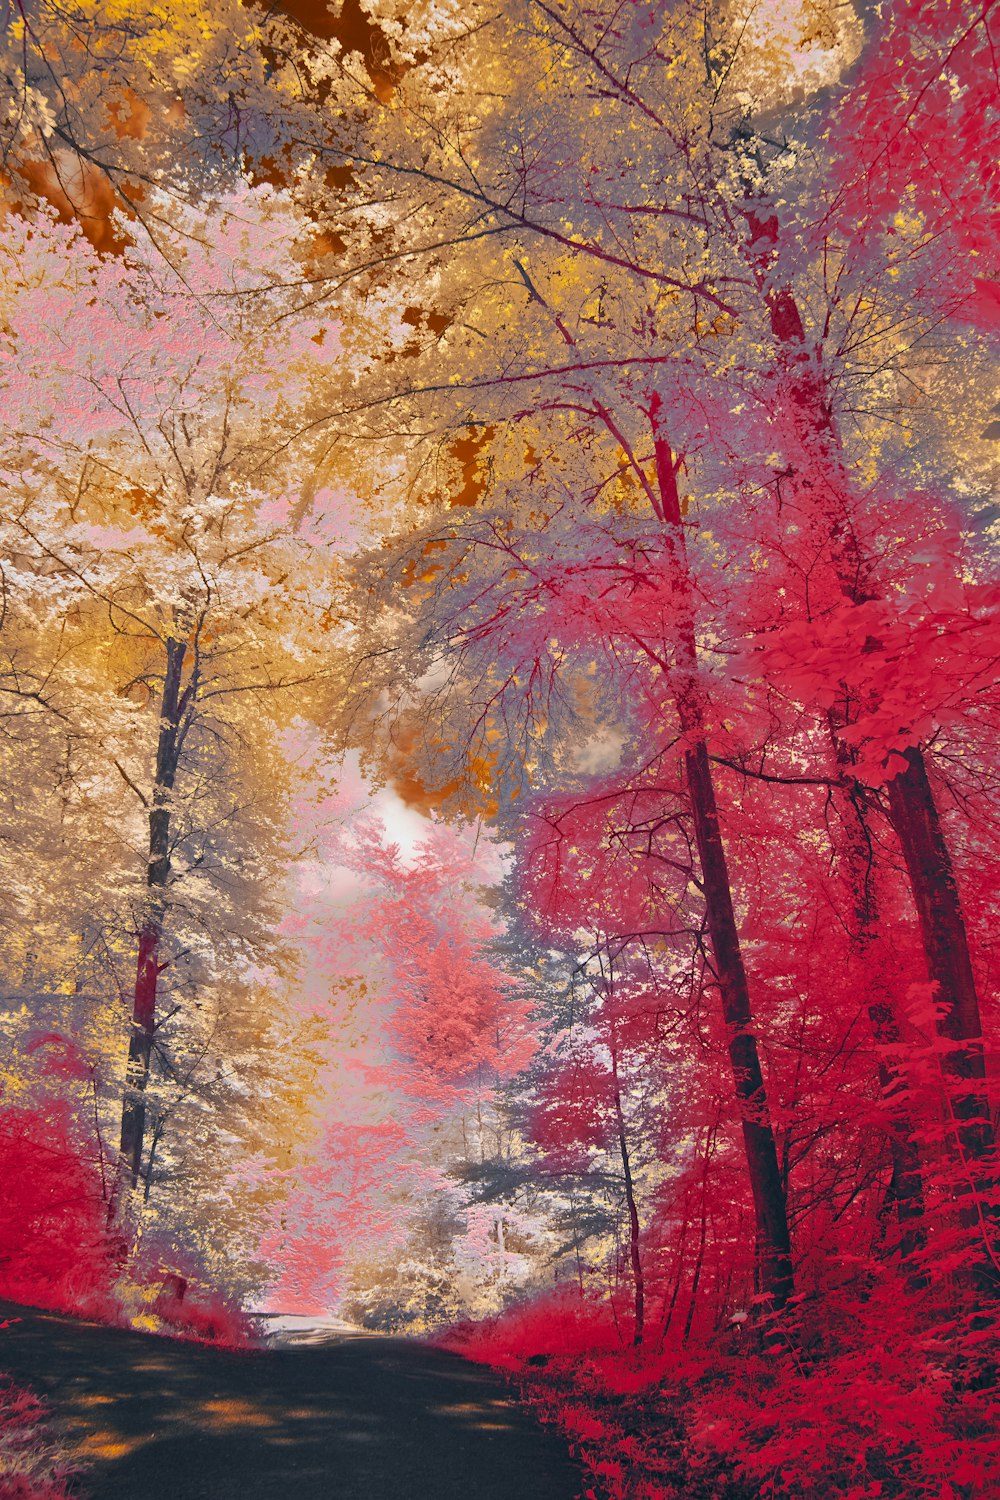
[0,1104,119,1320]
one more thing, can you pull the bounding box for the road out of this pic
[0,1301,584,1499]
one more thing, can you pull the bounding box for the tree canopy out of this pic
[3,2,1000,1496]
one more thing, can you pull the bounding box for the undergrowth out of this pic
[0,1376,77,1500]
[0,1100,259,1351]
[439,1280,1000,1500]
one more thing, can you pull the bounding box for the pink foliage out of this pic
[258,1118,416,1314]
[340,819,536,1098]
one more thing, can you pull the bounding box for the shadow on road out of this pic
[0,1302,584,1499]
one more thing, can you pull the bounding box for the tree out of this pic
[0,187,346,1233]
[0,0,289,252]
[302,0,1000,1311]
[715,2,1000,1275]
[309,0,816,1316]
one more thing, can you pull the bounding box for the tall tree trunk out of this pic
[116,918,162,1192]
[833,768,926,1266]
[649,396,794,1315]
[111,627,190,1218]
[684,739,794,1311]
[746,205,995,1187]
[867,986,927,1268]
[682,1182,709,1347]
[609,1036,644,1346]
[886,748,994,1167]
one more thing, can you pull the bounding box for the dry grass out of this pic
[0,1374,79,1500]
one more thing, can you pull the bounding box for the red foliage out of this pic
[437,1289,623,1372]
[124,1251,261,1349]
[5,3,1000,1493]
[148,1284,261,1349]
[0,1103,119,1321]
[0,1097,257,1349]
[828,0,1000,274]
[442,1281,1000,1500]
[0,1374,76,1500]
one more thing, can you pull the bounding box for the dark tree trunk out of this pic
[886,748,994,1165]
[870,1008,927,1267]
[116,918,162,1192]
[610,1038,644,1346]
[684,740,794,1311]
[649,396,794,1316]
[111,628,191,1217]
[746,207,992,1245]
[829,742,926,1265]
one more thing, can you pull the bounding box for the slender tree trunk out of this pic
[683,740,794,1310]
[609,1037,644,1346]
[659,1123,719,1345]
[682,1183,709,1347]
[110,628,190,1219]
[116,917,163,1192]
[658,1203,690,1346]
[649,396,794,1315]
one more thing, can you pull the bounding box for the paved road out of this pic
[0,1302,584,1499]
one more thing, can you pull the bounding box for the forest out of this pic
[0,0,998,1496]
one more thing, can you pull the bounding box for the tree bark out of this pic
[111,627,191,1218]
[886,748,994,1166]
[649,396,794,1315]
[834,774,926,1265]
[746,203,995,1196]
[609,1036,644,1346]
[684,739,794,1311]
[870,1007,926,1267]
[820,694,928,1262]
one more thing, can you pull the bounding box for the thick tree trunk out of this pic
[870,1007,927,1266]
[746,206,994,1197]
[110,628,190,1218]
[886,748,994,1165]
[649,397,794,1315]
[827,725,926,1264]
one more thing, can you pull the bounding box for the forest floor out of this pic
[0,1300,586,1500]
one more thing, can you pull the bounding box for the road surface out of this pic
[0,1301,584,1499]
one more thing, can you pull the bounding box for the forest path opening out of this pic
[0,1301,584,1499]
